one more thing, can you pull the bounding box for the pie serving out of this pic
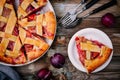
[75,36,112,73]
[18,11,56,40]
[17,0,47,19]
[0,0,56,65]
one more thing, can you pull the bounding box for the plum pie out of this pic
[0,0,56,64]
[75,36,112,73]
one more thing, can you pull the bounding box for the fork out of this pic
[65,0,117,28]
[59,0,100,27]
[58,0,88,24]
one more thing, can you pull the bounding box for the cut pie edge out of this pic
[18,11,57,40]
[19,27,50,61]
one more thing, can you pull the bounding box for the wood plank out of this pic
[14,51,120,80]
[51,0,120,17]
[64,56,120,80]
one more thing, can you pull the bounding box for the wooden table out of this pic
[14,0,120,80]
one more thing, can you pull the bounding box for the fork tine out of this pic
[66,19,73,25]
[62,15,72,24]
[62,21,69,27]
[61,17,71,25]
[63,17,70,22]
[61,15,70,21]
[64,18,71,24]
[62,18,72,27]
[59,13,70,23]
[64,19,72,26]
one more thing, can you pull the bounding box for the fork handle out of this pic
[73,0,88,14]
[83,0,117,18]
[85,0,100,10]
[81,0,88,4]
[76,0,99,15]
[90,0,117,15]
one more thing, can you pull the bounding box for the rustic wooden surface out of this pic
[14,0,120,80]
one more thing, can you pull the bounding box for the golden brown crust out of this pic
[13,53,27,64]
[85,47,112,73]
[43,11,56,40]
[0,55,13,64]
[36,14,43,36]
[0,53,26,64]
[26,42,49,61]
[27,43,49,61]
[0,0,6,15]
[17,0,47,19]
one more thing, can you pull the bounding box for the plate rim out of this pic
[68,28,113,73]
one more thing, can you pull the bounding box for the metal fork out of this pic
[64,0,117,28]
[58,0,88,24]
[59,0,100,27]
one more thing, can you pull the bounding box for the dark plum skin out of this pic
[101,13,116,27]
[50,53,65,68]
[37,68,52,80]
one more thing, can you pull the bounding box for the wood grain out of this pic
[51,0,120,17]
[14,0,120,80]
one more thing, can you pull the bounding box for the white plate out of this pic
[0,0,57,66]
[68,28,113,73]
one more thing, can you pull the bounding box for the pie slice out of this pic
[0,0,26,64]
[42,11,56,40]
[75,36,112,73]
[17,0,47,19]
[19,27,49,61]
[18,11,56,40]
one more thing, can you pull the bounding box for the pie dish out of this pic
[0,0,56,66]
[68,28,113,73]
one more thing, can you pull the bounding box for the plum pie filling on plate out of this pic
[68,28,113,74]
[75,36,112,73]
[0,0,56,65]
